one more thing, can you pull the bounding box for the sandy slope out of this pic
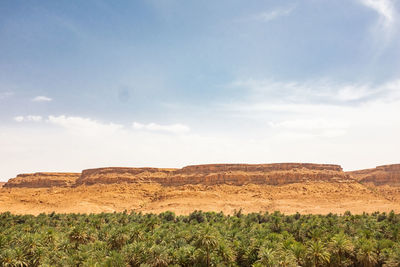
[1,181,399,215]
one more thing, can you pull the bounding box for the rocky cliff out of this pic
[75,163,352,186]
[4,173,80,188]
[0,182,5,188]
[347,164,400,186]
[3,163,354,188]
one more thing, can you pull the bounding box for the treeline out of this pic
[1,210,400,266]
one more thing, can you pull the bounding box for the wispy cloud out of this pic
[32,96,52,102]
[359,0,396,29]
[269,119,345,131]
[47,115,123,136]
[253,6,295,22]
[223,78,400,141]
[133,122,190,134]
[358,0,398,48]
[14,115,43,122]
[13,114,191,136]
[230,78,400,105]
[269,119,348,138]
[0,91,14,99]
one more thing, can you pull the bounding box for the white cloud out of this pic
[14,116,24,122]
[269,119,348,138]
[32,96,52,102]
[0,91,13,99]
[1,99,400,180]
[220,77,400,148]
[47,115,123,136]
[359,0,396,28]
[254,6,295,22]
[269,119,346,131]
[230,78,400,104]
[12,114,191,136]
[133,122,190,134]
[27,115,42,122]
[336,85,373,101]
[14,115,43,122]
[358,0,398,46]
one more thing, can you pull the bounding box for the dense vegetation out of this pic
[1,211,400,266]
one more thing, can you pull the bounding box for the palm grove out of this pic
[1,210,400,266]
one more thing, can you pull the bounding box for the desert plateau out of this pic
[2,163,400,215]
[3,1,400,265]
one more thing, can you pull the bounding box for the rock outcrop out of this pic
[3,163,355,188]
[347,164,400,186]
[4,173,80,188]
[0,182,5,188]
[75,163,352,186]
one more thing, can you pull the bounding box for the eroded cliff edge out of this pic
[4,172,80,188]
[347,164,400,186]
[75,163,352,186]
[6,163,400,188]
[2,163,351,188]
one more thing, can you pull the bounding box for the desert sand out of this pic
[1,182,400,215]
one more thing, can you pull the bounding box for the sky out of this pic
[1,0,400,180]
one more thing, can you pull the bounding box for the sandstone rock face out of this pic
[347,164,400,186]
[75,167,176,186]
[0,182,5,188]
[179,163,342,173]
[4,173,80,188]
[75,163,352,186]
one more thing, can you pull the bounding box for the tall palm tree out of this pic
[217,241,235,265]
[306,240,330,267]
[290,242,305,266]
[195,227,219,267]
[329,232,354,266]
[356,238,378,267]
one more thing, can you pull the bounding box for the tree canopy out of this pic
[1,210,400,266]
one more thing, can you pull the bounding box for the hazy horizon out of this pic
[1,0,400,181]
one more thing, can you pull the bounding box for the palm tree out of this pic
[254,247,277,267]
[383,244,400,267]
[329,232,353,266]
[173,245,197,267]
[123,242,147,267]
[0,248,29,267]
[290,242,306,266]
[13,247,29,267]
[306,240,330,267]
[103,251,125,267]
[356,238,378,267]
[68,226,91,247]
[146,245,170,267]
[195,227,219,267]
[217,241,235,265]
[0,249,14,267]
[108,229,129,250]
[276,249,297,267]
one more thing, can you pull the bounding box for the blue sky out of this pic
[1,0,400,180]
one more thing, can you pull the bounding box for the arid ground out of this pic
[1,181,400,215]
